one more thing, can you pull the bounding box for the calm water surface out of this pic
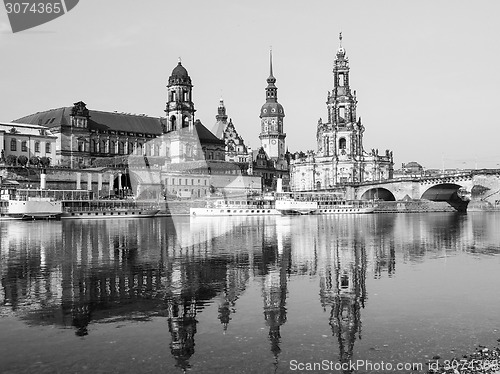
[1,213,500,373]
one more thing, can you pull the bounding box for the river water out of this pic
[1,213,500,373]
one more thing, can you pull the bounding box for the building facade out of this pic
[0,122,57,165]
[211,98,249,163]
[289,34,393,191]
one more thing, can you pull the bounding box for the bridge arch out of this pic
[420,183,463,201]
[360,188,396,201]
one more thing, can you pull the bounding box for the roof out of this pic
[168,62,192,86]
[14,107,163,135]
[195,120,224,145]
[0,121,57,137]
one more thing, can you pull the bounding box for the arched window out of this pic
[35,142,40,153]
[339,107,346,122]
[21,141,28,152]
[138,143,143,154]
[118,142,124,154]
[154,144,160,156]
[129,142,134,155]
[339,138,346,150]
[10,139,17,151]
[146,144,151,156]
[101,140,107,153]
[45,142,51,153]
[110,141,115,154]
[90,139,96,153]
[182,115,189,128]
[170,115,176,131]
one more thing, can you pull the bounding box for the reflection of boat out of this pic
[275,193,317,215]
[190,197,279,216]
[0,187,63,220]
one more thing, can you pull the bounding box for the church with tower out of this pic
[250,51,290,190]
[289,34,393,191]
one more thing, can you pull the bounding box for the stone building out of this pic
[211,98,249,163]
[289,34,393,192]
[13,60,225,168]
[0,122,57,165]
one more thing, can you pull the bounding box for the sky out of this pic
[1,0,500,170]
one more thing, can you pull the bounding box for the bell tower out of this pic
[326,33,364,160]
[164,58,196,133]
[259,50,286,159]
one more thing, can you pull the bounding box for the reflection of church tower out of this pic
[259,50,286,160]
[167,297,198,372]
[320,240,367,369]
[258,225,290,368]
[217,262,250,331]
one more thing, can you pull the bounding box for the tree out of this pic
[17,155,28,167]
[39,156,51,168]
[5,155,17,166]
[29,156,40,167]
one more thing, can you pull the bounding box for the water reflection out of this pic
[1,213,499,372]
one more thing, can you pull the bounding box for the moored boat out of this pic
[274,193,317,215]
[0,187,63,220]
[61,199,160,219]
[190,196,279,216]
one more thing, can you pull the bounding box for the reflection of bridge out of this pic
[347,170,500,210]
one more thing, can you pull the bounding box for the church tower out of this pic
[164,59,201,163]
[164,59,196,133]
[321,33,364,160]
[259,50,286,159]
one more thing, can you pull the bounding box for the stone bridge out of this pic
[346,170,500,209]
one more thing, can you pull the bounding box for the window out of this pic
[21,141,28,152]
[10,138,17,151]
[129,142,134,154]
[78,140,85,152]
[339,138,346,150]
[35,142,40,153]
[339,107,345,121]
[339,73,345,87]
[119,142,124,154]
[45,142,51,153]
[110,141,115,154]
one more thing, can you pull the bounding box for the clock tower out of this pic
[259,50,286,159]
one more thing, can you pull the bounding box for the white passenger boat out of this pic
[274,193,317,215]
[0,187,63,220]
[190,197,279,216]
[61,198,160,219]
[315,199,376,214]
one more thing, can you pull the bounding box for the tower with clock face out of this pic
[259,50,286,159]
